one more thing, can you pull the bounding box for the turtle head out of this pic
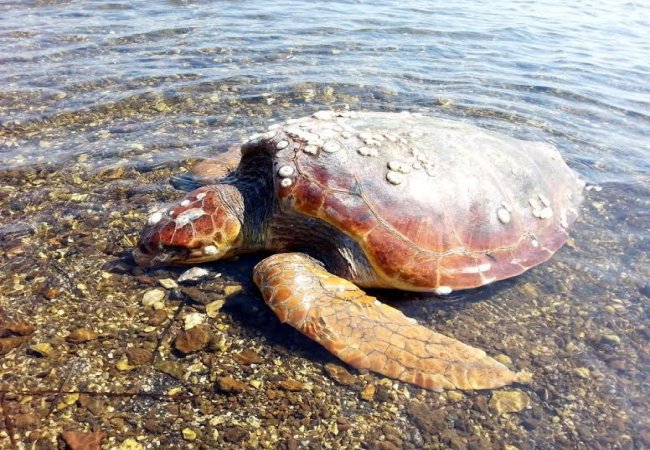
[133,185,244,266]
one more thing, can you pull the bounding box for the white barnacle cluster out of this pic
[358,131,384,147]
[529,193,553,219]
[175,208,206,227]
[357,146,378,157]
[322,141,341,153]
[411,148,437,176]
[559,209,569,228]
[147,211,164,226]
[434,286,453,295]
[385,159,412,186]
[497,201,512,224]
[387,160,411,174]
[277,164,295,188]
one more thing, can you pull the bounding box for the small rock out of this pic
[159,278,178,289]
[118,438,144,450]
[0,336,30,355]
[126,347,153,366]
[325,363,358,386]
[143,419,164,434]
[360,383,375,401]
[66,328,99,343]
[155,361,186,381]
[471,395,489,414]
[494,354,513,366]
[183,312,206,330]
[178,267,210,283]
[279,378,304,391]
[224,285,243,296]
[206,299,225,318]
[174,324,212,353]
[600,334,621,346]
[406,402,444,433]
[57,393,79,410]
[181,287,213,305]
[182,428,197,441]
[235,348,263,365]
[573,367,590,379]
[519,282,541,297]
[249,379,262,389]
[28,342,54,357]
[223,425,248,443]
[0,318,36,337]
[61,430,105,450]
[446,391,464,402]
[489,390,530,415]
[115,355,134,371]
[216,376,248,393]
[14,413,38,429]
[376,441,401,450]
[142,289,165,309]
[146,309,168,326]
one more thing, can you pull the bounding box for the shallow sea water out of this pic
[0,0,648,448]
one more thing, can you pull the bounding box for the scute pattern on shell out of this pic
[247,111,584,291]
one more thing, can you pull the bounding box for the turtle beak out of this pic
[132,243,191,267]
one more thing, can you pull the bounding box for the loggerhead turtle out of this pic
[133,111,584,391]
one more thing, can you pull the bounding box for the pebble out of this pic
[217,376,248,393]
[178,267,210,283]
[66,328,99,343]
[519,282,541,297]
[14,413,38,429]
[181,287,213,304]
[182,428,197,441]
[115,355,134,371]
[28,342,54,357]
[0,336,30,355]
[494,354,513,366]
[142,289,165,309]
[155,361,185,381]
[235,348,263,365]
[599,333,621,346]
[279,378,305,391]
[0,318,36,336]
[573,367,591,379]
[324,363,358,386]
[60,430,105,450]
[174,324,212,353]
[206,299,225,318]
[183,312,206,330]
[118,438,144,450]
[489,390,531,415]
[126,347,153,366]
[159,278,178,289]
[224,285,243,296]
[360,383,376,401]
[146,309,168,326]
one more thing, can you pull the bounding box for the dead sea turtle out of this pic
[133,111,584,390]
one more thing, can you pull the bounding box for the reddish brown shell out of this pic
[254,111,584,292]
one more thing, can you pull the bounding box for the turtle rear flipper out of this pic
[253,253,526,391]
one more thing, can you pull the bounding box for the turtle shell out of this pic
[252,111,584,292]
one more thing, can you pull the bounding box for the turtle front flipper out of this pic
[253,253,527,391]
[171,144,242,191]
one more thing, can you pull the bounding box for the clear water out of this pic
[0,0,648,446]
